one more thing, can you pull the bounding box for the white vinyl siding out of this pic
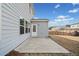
[0,3,33,55]
[0,4,1,41]
[31,21,48,37]
[71,24,79,28]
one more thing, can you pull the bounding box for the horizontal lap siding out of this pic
[0,4,1,42]
[0,3,31,55]
[31,21,48,37]
[38,22,48,37]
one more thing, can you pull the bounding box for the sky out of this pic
[33,3,79,27]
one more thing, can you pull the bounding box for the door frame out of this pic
[31,24,38,37]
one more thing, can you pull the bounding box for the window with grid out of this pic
[25,21,28,33]
[20,19,24,34]
[26,21,31,33]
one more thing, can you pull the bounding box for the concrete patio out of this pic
[14,37,71,55]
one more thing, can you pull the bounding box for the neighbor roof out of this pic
[71,22,79,25]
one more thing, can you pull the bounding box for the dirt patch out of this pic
[49,35,79,55]
[6,50,25,56]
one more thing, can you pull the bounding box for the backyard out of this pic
[6,30,79,56]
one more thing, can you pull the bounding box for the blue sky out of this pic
[33,3,79,27]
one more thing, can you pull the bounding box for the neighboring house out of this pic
[70,22,79,28]
[55,23,79,33]
[0,3,34,55]
[31,19,48,37]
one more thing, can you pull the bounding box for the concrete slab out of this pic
[15,37,70,53]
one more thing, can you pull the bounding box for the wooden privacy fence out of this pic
[49,31,72,36]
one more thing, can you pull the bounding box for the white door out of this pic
[32,24,37,37]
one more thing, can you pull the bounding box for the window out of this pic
[25,21,28,33]
[20,19,24,34]
[33,25,36,32]
[29,28,30,32]
[20,26,24,34]
[20,18,30,34]
[20,19,24,25]
[25,21,31,33]
[26,28,28,33]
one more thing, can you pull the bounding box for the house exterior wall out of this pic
[0,3,33,56]
[0,4,1,41]
[71,23,79,28]
[31,21,48,37]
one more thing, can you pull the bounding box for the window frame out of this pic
[25,21,28,33]
[20,18,31,34]
[20,19,25,34]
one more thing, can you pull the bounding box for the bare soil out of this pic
[49,35,79,56]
